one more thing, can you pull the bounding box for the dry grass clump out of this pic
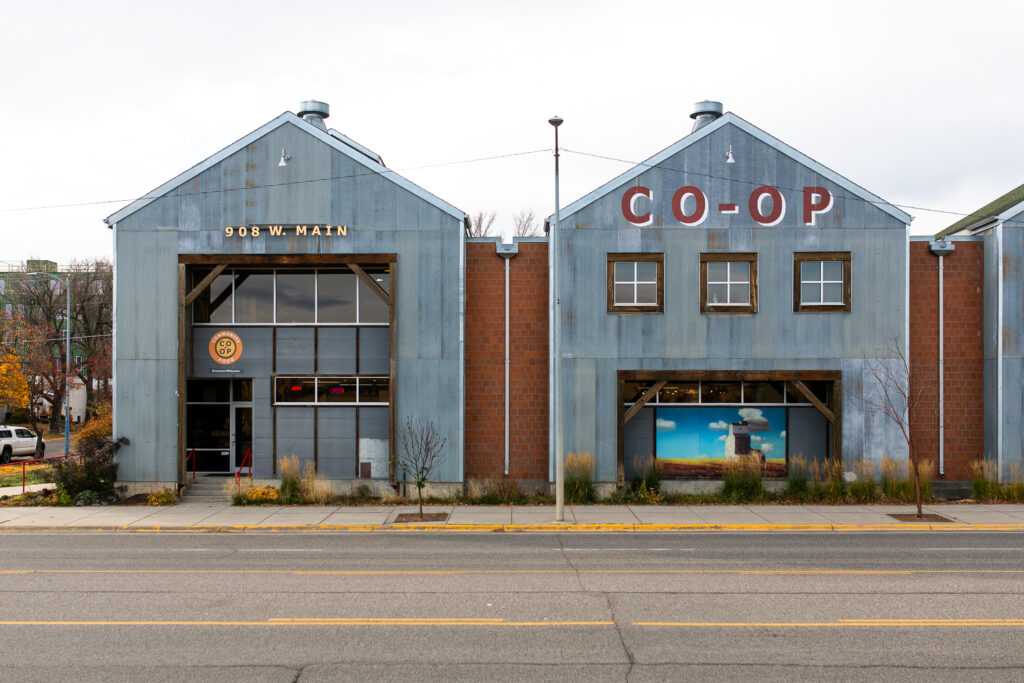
[721,454,765,502]
[465,478,526,504]
[972,460,1024,502]
[565,452,596,503]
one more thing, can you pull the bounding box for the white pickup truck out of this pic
[0,426,44,464]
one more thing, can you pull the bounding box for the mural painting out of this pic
[655,407,787,478]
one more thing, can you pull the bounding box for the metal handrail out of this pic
[234,447,252,486]
[0,453,85,494]
[184,448,196,480]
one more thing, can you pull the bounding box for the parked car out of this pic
[0,426,44,463]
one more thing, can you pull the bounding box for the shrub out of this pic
[785,454,810,500]
[299,460,332,504]
[466,478,526,504]
[52,450,119,499]
[631,455,661,494]
[565,452,596,504]
[971,460,1000,501]
[73,406,113,455]
[847,460,879,503]
[721,455,766,502]
[146,488,178,506]
[278,455,302,504]
[230,483,280,505]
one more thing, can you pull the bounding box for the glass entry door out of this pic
[233,406,253,469]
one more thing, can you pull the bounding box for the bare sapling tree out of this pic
[862,337,926,518]
[468,211,497,237]
[512,208,541,237]
[397,417,447,518]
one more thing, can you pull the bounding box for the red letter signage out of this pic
[621,186,653,226]
[802,186,833,226]
[672,186,708,226]
[749,186,786,226]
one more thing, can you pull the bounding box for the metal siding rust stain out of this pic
[708,229,728,251]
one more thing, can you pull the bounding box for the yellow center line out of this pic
[634,619,1024,627]
[0,619,615,627]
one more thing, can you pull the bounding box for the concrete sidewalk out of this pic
[1,500,1024,532]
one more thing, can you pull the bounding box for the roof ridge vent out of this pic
[690,100,723,132]
[298,100,330,131]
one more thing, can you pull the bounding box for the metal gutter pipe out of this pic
[997,221,1004,480]
[929,240,955,477]
[497,243,518,476]
[548,116,564,522]
[458,215,467,484]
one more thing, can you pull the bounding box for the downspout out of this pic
[929,240,955,477]
[997,221,1004,480]
[497,243,518,476]
[458,215,468,485]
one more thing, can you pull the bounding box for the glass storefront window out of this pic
[186,380,230,403]
[276,270,315,323]
[701,382,741,403]
[191,269,233,324]
[659,382,699,404]
[318,377,356,403]
[317,271,357,323]
[275,377,316,403]
[744,382,785,403]
[232,379,253,402]
[234,271,274,323]
[359,377,390,403]
[359,271,390,323]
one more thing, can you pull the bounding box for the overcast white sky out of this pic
[2,0,1022,265]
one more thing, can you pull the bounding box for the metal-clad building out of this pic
[933,185,1024,482]
[551,103,912,486]
[105,102,467,493]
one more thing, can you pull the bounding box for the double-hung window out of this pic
[794,252,851,312]
[700,253,757,313]
[607,254,664,312]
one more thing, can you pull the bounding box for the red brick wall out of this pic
[465,242,549,481]
[909,240,984,480]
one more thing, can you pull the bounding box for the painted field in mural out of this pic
[655,406,787,478]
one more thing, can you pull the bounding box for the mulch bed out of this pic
[888,513,953,522]
[394,512,448,523]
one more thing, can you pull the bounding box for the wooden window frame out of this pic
[699,253,757,313]
[607,253,664,313]
[793,252,851,312]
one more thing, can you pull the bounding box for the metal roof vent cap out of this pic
[298,100,330,131]
[690,100,723,132]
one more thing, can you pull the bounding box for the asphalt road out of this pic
[1,531,1023,681]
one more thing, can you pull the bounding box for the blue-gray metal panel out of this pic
[317,408,357,478]
[316,328,357,375]
[788,407,829,466]
[112,359,178,482]
[358,327,389,375]
[275,406,315,466]
[275,328,315,375]
[624,407,654,482]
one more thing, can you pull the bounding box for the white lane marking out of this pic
[922,547,1022,551]
[243,549,323,552]
[562,548,682,552]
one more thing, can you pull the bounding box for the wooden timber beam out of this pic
[789,380,835,424]
[184,264,227,307]
[349,263,392,307]
[623,381,666,425]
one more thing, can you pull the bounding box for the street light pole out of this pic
[548,115,564,522]
[63,272,71,456]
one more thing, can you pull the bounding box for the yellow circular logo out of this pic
[209,330,243,365]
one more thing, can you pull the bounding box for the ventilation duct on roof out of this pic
[690,100,723,132]
[298,100,330,131]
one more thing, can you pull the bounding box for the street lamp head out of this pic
[548,116,563,128]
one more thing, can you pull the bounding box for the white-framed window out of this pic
[700,253,757,313]
[607,254,663,312]
[794,252,850,312]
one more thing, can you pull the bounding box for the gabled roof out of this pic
[552,112,913,225]
[104,112,465,226]
[936,182,1024,238]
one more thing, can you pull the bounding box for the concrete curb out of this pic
[3,522,1024,533]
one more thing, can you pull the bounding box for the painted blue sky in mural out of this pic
[655,406,787,462]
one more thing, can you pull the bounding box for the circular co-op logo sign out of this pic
[209,330,243,365]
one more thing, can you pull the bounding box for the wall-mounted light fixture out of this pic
[278,148,291,167]
[725,145,735,164]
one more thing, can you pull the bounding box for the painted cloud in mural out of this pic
[656,418,676,432]
[709,420,729,430]
[737,407,771,432]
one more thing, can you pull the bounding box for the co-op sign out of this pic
[621,185,833,227]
